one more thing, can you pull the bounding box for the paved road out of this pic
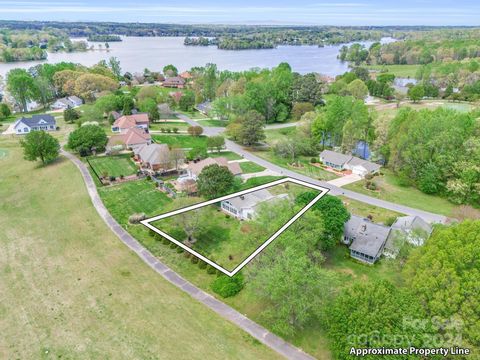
[176,112,447,224]
[62,149,315,360]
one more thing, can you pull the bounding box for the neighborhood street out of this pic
[177,113,447,224]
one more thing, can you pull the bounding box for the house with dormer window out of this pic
[13,114,57,134]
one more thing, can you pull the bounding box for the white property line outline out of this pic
[141,177,329,277]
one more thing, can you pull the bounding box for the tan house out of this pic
[183,157,242,180]
[134,143,174,171]
[111,113,149,133]
[107,127,152,152]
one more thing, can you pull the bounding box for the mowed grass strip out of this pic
[88,154,138,178]
[209,151,243,160]
[239,161,266,174]
[99,179,172,223]
[197,119,229,127]
[0,139,281,360]
[339,196,404,225]
[152,134,208,148]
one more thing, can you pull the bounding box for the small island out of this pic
[87,34,122,42]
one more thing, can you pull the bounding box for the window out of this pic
[24,128,28,132]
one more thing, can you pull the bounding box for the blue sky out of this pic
[0,0,479,26]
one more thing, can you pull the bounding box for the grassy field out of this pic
[0,138,280,360]
[197,119,229,127]
[209,151,243,160]
[339,196,404,225]
[366,64,420,78]
[150,121,189,131]
[88,154,138,178]
[239,161,266,174]
[253,150,339,181]
[264,127,297,143]
[344,170,457,217]
[153,134,208,149]
[323,245,404,287]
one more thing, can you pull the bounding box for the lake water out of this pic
[0,36,395,77]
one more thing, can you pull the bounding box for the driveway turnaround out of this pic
[62,149,315,360]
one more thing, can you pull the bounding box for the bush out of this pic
[128,213,146,224]
[169,242,177,249]
[365,180,378,191]
[198,261,207,269]
[364,173,374,180]
[119,174,124,179]
[166,128,172,133]
[207,265,216,275]
[160,128,166,133]
[173,127,179,133]
[211,273,244,298]
[310,157,317,163]
[109,175,116,181]
[191,256,199,264]
[162,237,170,245]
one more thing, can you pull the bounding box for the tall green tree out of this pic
[20,130,60,165]
[404,220,480,349]
[197,164,235,199]
[67,125,108,155]
[326,280,435,360]
[227,110,266,146]
[7,68,36,112]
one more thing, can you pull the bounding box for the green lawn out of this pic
[152,182,314,271]
[323,245,404,287]
[209,151,243,160]
[344,170,458,217]
[99,180,173,223]
[197,119,229,127]
[88,154,138,178]
[152,134,209,148]
[178,110,208,119]
[366,64,421,78]
[339,196,404,225]
[150,121,189,131]
[240,176,285,190]
[239,161,266,174]
[253,150,339,181]
[264,127,297,143]
[0,139,280,360]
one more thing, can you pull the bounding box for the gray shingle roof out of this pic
[320,149,381,172]
[320,150,352,166]
[391,215,433,234]
[16,114,56,128]
[226,189,275,210]
[346,215,391,258]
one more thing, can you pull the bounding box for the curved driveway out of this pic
[62,149,315,360]
[176,113,446,224]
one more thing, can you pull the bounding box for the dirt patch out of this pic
[240,224,252,234]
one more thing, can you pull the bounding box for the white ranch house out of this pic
[13,114,57,134]
[320,150,381,177]
[220,189,288,221]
